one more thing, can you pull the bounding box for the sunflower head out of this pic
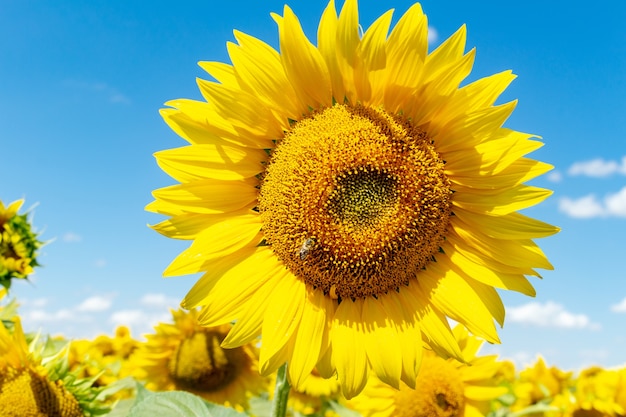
[0,317,117,417]
[348,324,508,417]
[0,199,43,290]
[131,308,268,411]
[150,0,558,398]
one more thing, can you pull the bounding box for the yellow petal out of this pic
[221,272,286,348]
[190,246,280,322]
[151,178,257,215]
[317,0,346,103]
[383,3,427,111]
[229,31,304,119]
[150,208,255,240]
[452,184,553,215]
[163,214,261,276]
[273,5,332,108]
[353,9,393,104]
[420,261,503,342]
[289,287,335,389]
[453,209,560,240]
[361,296,402,389]
[197,61,238,87]
[154,143,266,182]
[331,298,369,399]
[194,81,283,142]
[398,285,464,362]
[259,275,306,375]
[450,222,554,270]
[335,0,360,104]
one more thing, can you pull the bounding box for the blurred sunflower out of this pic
[0,199,43,289]
[148,0,558,398]
[0,317,112,417]
[68,326,138,398]
[511,356,573,415]
[348,325,508,417]
[569,366,626,417]
[131,308,267,411]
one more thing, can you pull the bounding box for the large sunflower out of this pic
[148,0,558,398]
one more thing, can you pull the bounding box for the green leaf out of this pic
[127,385,247,417]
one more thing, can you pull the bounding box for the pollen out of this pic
[259,104,452,300]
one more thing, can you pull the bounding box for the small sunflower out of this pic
[149,0,558,398]
[0,317,112,417]
[511,356,573,414]
[270,367,342,415]
[131,308,268,411]
[348,325,508,417]
[0,199,43,289]
[68,326,138,398]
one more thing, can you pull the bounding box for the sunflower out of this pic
[348,325,508,417]
[131,308,268,411]
[0,199,43,289]
[511,356,573,415]
[0,317,112,417]
[148,0,558,398]
[68,326,138,398]
[269,367,342,415]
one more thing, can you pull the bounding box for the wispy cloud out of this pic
[109,309,171,338]
[559,186,626,218]
[507,301,600,330]
[140,293,180,309]
[76,295,113,312]
[63,79,131,105]
[568,156,626,178]
[546,171,563,183]
[62,232,82,243]
[610,297,626,313]
[427,26,438,45]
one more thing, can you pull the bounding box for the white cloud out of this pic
[427,26,438,45]
[546,171,563,183]
[109,309,171,338]
[140,293,180,309]
[605,187,626,216]
[62,232,82,243]
[22,308,92,324]
[559,187,626,218]
[610,297,626,313]
[568,156,626,178]
[76,295,113,312]
[507,301,599,330]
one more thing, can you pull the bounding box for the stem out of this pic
[270,363,291,417]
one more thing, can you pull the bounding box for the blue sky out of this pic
[2,1,625,372]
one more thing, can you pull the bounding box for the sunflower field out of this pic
[2,0,623,416]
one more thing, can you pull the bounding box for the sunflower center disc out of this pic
[259,104,452,300]
[168,331,239,392]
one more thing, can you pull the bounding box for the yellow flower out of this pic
[511,356,573,414]
[0,318,109,417]
[570,366,626,417]
[68,326,138,397]
[0,199,43,289]
[131,308,268,411]
[270,367,342,415]
[148,0,558,398]
[349,325,508,416]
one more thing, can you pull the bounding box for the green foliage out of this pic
[127,384,248,417]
